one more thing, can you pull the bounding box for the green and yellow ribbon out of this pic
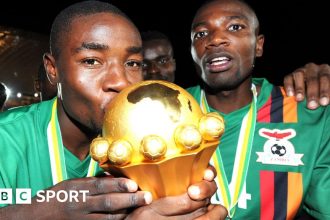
[200,84,257,218]
[47,99,98,185]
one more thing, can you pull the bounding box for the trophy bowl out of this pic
[90,80,224,199]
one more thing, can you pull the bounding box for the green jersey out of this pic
[0,99,102,206]
[187,78,330,219]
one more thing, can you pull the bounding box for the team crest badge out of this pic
[256,128,303,166]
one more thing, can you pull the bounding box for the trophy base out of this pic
[104,141,218,199]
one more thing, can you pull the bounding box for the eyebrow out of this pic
[74,42,109,53]
[74,43,142,54]
[191,21,207,30]
[155,55,171,60]
[144,55,171,63]
[227,15,249,22]
[191,15,249,30]
[127,46,142,54]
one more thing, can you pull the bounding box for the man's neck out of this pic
[204,80,259,114]
[56,100,96,161]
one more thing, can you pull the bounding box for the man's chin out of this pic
[202,79,240,92]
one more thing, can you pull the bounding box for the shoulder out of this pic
[0,100,53,147]
[0,102,41,125]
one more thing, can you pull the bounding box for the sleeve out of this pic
[0,158,18,207]
[0,127,21,207]
[302,107,330,219]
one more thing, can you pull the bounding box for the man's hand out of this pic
[194,204,228,220]
[127,180,227,219]
[1,176,152,220]
[284,63,330,109]
[126,166,227,220]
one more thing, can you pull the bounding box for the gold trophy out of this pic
[90,80,224,199]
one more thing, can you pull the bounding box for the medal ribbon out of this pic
[47,99,98,185]
[200,84,257,218]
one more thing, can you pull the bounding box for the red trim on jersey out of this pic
[260,171,275,219]
[257,95,271,122]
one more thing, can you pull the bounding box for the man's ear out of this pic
[43,53,58,85]
[256,34,265,57]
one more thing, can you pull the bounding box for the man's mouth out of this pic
[206,56,232,73]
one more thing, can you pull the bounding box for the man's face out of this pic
[52,13,143,133]
[142,39,176,83]
[190,0,264,90]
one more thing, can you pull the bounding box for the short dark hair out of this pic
[50,0,130,58]
[0,82,7,109]
[141,30,171,43]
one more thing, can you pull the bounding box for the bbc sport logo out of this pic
[0,188,31,204]
[0,188,89,204]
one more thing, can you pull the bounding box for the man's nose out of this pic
[102,63,130,93]
[206,30,230,48]
[148,61,161,74]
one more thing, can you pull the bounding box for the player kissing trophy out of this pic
[90,80,225,199]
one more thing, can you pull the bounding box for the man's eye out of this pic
[126,61,142,68]
[82,59,100,66]
[228,24,243,31]
[194,31,208,40]
[142,62,149,69]
[158,58,169,64]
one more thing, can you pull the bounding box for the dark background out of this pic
[0,0,328,88]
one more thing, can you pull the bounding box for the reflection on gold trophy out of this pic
[90,80,224,199]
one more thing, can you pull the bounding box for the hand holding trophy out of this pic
[90,80,224,199]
